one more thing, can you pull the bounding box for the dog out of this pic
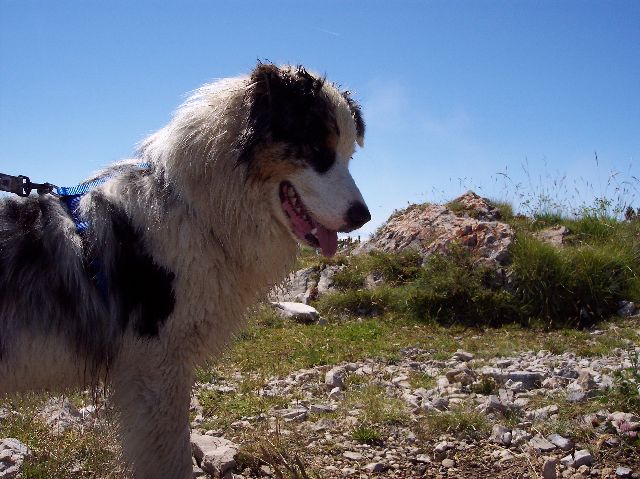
[0,63,370,478]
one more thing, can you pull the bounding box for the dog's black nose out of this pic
[345,201,371,231]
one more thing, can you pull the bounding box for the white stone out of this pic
[271,301,320,323]
[572,449,592,468]
[547,433,573,451]
[325,367,346,389]
[191,433,238,477]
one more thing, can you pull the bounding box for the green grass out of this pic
[511,233,639,325]
[417,406,491,440]
[0,394,124,479]
[217,303,640,378]
[352,423,383,445]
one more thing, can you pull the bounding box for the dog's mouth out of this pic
[279,181,337,258]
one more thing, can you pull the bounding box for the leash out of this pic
[0,173,56,197]
[1,163,150,233]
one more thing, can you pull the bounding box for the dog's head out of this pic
[238,64,370,257]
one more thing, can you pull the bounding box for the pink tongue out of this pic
[282,200,337,257]
[316,223,338,258]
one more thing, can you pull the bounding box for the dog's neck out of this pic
[118,118,298,359]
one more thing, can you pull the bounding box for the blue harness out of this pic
[56,177,109,233]
[0,165,150,298]
[0,164,149,233]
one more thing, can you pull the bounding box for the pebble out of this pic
[616,466,632,478]
[363,462,386,473]
[441,458,455,468]
[542,457,558,479]
[343,451,363,461]
[573,449,592,468]
[547,433,573,451]
[530,435,557,453]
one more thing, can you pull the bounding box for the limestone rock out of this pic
[271,301,320,323]
[191,433,238,477]
[536,225,570,246]
[38,397,83,434]
[352,192,514,267]
[0,438,29,478]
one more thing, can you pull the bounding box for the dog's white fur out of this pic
[0,65,368,478]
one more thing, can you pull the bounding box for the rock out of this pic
[272,266,318,303]
[441,458,456,468]
[325,367,346,389]
[452,350,474,362]
[480,395,506,414]
[38,397,83,434]
[415,454,431,464]
[616,466,632,478]
[547,433,573,451]
[317,265,342,296]
[617,300,636,317]
[343,451,363,461]
[542,457,558,479]
[527,404,559,421]
[328,387,343,400]
[536,226,570,246]
[352,192,514,267]
[363,462,386,473]
[272,407,308,422]
[0,438,30,478]
[434,441,450,454]
[572,449,592,468]
[192,465,205,478]
[529,435,556,453]
[506,371,543,390]
[310,404,335,414]
[566,391,587,403]
[560,454,574,468]
[491,425,512,446]
[191,433,238,477]
[271,301,320,323]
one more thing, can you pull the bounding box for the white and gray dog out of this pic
[0,64,370,478]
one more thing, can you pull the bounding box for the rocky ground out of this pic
[185,342,639,479]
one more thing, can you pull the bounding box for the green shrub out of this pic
[488,199,514,221]
[405,251,519,326]
[363,250,423,285]
[352,423,383,445]
[511,234,639,325]
[314,287,398,316]
[331,266,366,291]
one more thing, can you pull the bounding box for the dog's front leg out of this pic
[112,349,194,479]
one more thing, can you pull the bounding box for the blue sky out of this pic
[1,1,639,235]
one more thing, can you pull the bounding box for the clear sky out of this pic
[1,1,639,236]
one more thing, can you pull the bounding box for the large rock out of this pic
[272,266,318,304]
[38,397,83,435]
[271,302,320,323]
[191,433,238,477]
[353,191,513,267]
[0,438,29,478]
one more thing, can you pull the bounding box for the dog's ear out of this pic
[238,63,327,165]
[342,91,365,147]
